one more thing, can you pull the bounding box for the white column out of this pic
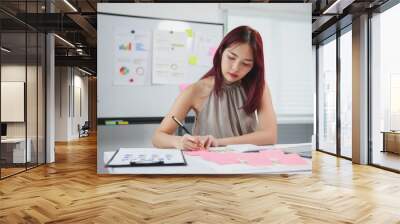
[46,33,55,163]
[352,14,369,164]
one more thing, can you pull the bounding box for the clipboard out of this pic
[105,148,187,167]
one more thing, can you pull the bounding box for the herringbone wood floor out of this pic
[1,134,400,224]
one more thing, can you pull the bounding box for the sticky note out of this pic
[209,47,217,57]
[105,121,116,125]
[188,55,198,65]
[118,121,129,125]
[185,29,193,38]
[179,83,190,92]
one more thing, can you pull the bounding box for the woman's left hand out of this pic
[200,135,219,149]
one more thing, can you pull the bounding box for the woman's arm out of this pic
[152,84,198,149]
[218,83,277,146]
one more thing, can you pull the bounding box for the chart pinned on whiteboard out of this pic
[193,32,220,67]
[184,31,221,83]
[113,28,151,86]
[152,30,188,85]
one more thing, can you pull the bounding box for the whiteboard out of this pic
[1,82,25,122]
[97,13,223,118]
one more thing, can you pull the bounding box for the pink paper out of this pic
[236,153,273,166]
[279,154,308,165]
[259,150,285,161]
[184,151,239,165]
[179,83,190,92]
[184,150,209,156]
[245,157,273,166]
[236,152,261,160]
[186,151,273,166]
[201,152,240,165]
[259,149,284,157]
[184,150,307,167]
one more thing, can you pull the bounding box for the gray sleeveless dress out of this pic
[192,81,258,138]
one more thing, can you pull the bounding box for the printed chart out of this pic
[113,28,151,86]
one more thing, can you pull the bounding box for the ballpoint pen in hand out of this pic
[171,116,192,135]
[172,116,206,150]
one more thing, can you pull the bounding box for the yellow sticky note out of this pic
[185,29,193,38]
[118,121,129,125]
[188,55,198,65]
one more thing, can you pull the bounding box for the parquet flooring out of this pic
[1,167,25,177]
[1,134,400,223]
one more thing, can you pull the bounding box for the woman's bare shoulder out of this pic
[192,77,214,96]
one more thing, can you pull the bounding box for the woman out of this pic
[152,26,277,150]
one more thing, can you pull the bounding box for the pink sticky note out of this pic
[179,83,190,92]
[279,154,308,165]
[208,47,217,57]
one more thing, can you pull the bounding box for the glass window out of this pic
[1,30,28,178]
[318,37,337,154]
[0,1,46,179]
[340,29,352,158]
[26,0,42,169]
[371,3,400,171]
[27,30,38,169]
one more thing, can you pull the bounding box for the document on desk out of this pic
[222,144,312,158]
[225,144,262,152]
[106,148,187,167]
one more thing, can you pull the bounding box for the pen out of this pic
[171,116,192,135]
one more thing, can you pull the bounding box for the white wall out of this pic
[55,67,69,141]
[72,73,89,138]
[55,67,89,141]
[1,65,38,137]
[222,3,313,124]
[1,64,46,163]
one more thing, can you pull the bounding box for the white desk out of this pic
[103,143,312,174]
[1,138,31,163]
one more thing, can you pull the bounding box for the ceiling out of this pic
[0,0,391,75]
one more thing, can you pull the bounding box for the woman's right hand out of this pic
[176,134,219,150]
[177,134,204,151]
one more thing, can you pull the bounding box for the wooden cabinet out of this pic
[382,131,400,154]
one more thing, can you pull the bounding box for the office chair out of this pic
[79,121,90,138]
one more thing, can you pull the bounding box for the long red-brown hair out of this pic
[202,26,265,115]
